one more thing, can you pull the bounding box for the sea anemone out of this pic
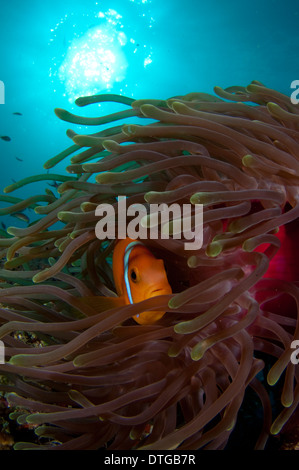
[0,81,298,450]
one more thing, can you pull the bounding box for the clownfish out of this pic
[81,238,172,325]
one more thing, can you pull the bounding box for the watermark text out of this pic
[95,196,203,250]
[0,80,4,104]
[290,340,299,365]
[290,80,299,104]
[0,340,4,364]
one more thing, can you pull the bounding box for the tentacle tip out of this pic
[26,414,40,425]
[3,185,14,194]
[54,108,65,119]
[242,154,254,167]
[144,191,157,203]
[72,135,85,146]
[122,124,137,136]
[139,104,156,117]
[213,86,223,95]
[57,211,65,220]
[205,242,222,258]
[73,358,83,368]
[191,343,205,361]
[187,255,197,268]
[168,298,179,310]
[8,355,23,366]
[173,322,191,334]
[167,349,178,358]
[171,101,186,113]
[75,97,85,107]
[6,392,17,401]
[95,172,112,184]
[102,140,118,151]
[190,193,202,205]
[270,423,281,436]
[43,162,52,170]
[32,273,44,283]
[6,227,16,235]
[281,398,293,408]
[190,351,203,361]
[242,240,253,252]
[173,324,182,333]
[266,373,278,387]
[267,101,279,110]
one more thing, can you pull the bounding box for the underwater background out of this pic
[0,0,299,452]
[1,0,299,228]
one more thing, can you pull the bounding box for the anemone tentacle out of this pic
[0,82,298,450]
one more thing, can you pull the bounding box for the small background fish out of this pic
[11,212,30,223]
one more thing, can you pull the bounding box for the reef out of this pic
[0,81,298,449]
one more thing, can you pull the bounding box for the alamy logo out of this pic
[290,80,299,104]
[290,340,299,365]
[0,80,4,104]
[94,196,203,250]
[0,340,4,364]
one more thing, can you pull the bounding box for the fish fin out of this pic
[80,296,125,315]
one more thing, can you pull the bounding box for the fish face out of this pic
[127,254,172,325]
[128,255,171,302]
[112,238,172,325]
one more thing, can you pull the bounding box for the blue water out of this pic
[1,0,299,228]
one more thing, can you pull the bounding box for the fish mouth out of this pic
[148,288,170,298]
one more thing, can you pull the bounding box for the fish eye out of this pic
[130,268,138,283]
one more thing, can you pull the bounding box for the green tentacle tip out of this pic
[6,227,17,236]
[173,321,190,334]
[270,421,282,436]
[267,102,280,112]
[95,172,114,183]
[171,101,187,112]
[167,344,180,358]
[190,193,202,204]
[191,342,206,361]
[242,239,254,252]
[168,297,180,310]
[54,108,66,119]
[266,369,279,386]
[242,154,255,167]
[48,257,56,266]
[73,356,83,368]
[226,420,236,432]
[122,124,138,136]
[32,271,47,283]
[13,442,40,450]
[144,191,160,203]
[187,255,197,268]
[74,96,86,106]
[281,397,293,408]
[205,242,222,257]
[102,140,119,152]
[139,104,157,117]
[72,135,100,147]
[26,413,46,425]
[3,184,17,194]
[8,354,31,366]
[16,414,29,425]
[57,211,70,221]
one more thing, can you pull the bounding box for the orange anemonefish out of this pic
[82,237,172,325]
